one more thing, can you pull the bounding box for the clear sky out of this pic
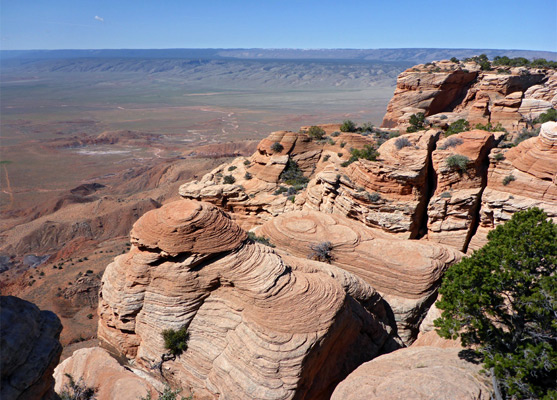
[1,0,556,51]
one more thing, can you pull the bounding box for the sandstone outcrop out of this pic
[257,209,461,344]
[98,199,400,400]
[426,130,494,251]
[1,296,62,400]
[304,130,439,238]
[382,61,555,133]
[468,121,557,250]
[54,347,159,400]
[331,346,492,400]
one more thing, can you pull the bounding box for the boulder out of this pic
[331,346,492,400]
[0,296,62,400]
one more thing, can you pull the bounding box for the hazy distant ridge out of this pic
[2,48,556,63]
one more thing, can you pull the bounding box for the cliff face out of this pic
[0,296,62,400]
[98,199,400,400]
[381,60,556,133]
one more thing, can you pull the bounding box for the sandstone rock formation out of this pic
[331,346,492,400]
[54,347,159,400]
[98,199,400,400]
[382,61,555,133]
[256,209,461,344]
[426,130,494,251]
[468,121,557,250]
[0,296,62,400]
[304,130,438,238]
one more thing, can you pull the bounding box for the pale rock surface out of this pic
[0,296,62,400]
[54,347,158,400]
[98,199,400,400]
[331,346,492,400]
[427,130,494,251]
[257,209,461,344]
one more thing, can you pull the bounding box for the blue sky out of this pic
[1,0,556,51]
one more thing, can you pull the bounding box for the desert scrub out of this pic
[280,159,309,186]
[243,159,251,166]
[366,192,381,202]
[445,119,470,136]
[287,195,295,203]
[502,174,516,186]
[514,128,540,145]
[227,166,237,171]
[406,112,425,133]
[342,144,379,167]
[446,154,469,171]
[493,153,505,161]
[307,126,326,140]
[322,154,330,162]
[340,119,356,132]
[223,175,236,184]
[273,186,288,195]
[308,241,334,263]
[247,232,275,247]
[59,373,96,400]
[141,386,192,400]
[438,137,463,150]
[162,326,189,356]
[244,171,252,180]
[394,137,412,150]
[270,142,284,153]
[331,131,340,137]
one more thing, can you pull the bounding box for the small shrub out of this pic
[286,186,298,196]
[337,152,343,157]
[39,271,45,276]
[227,165,237,171]
[440,191,452,199]
[450,57,459,63]
[340,161,351,167]
[243,159,251,166]
[323,154,330,162]
[340,120,356,132]
[394,137,412,150]
[141,385,191,400]
[162,326,189,356]
[270,142,284,153]
[59,373,96,400]
[274,186,288,195]
[494,153,505,161]
[307,126,326,140]
[223,175,236,184]
[287,195,295,203]
[280,159,309,186]
[244,171,252,180]
[247,232,275,247]
[502,174,516,186]
[535,108,557,123]
[366,192,381,202]
[439,114,448,120]
[438,137,463,150]
[407,113,426,133]
[340,141,346,148]
[514,128,540,145]
[308,241,334,263]
[86,313,93,320]
[446,154,469,171]
[445,119,470,136]
[331,131,340,137]
[359,122,374,132]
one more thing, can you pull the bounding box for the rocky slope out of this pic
[0,296,62,400]
[97,199,400,400]
[381,60,556,133]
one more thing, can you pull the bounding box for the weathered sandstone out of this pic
[54,347,159,400]
[98,199,400,400]
[331,346,492,400]
[0,296,62,400]
[257,209,461,344]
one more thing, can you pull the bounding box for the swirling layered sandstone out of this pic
[98,199,399,400]
[257,210,461,344]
